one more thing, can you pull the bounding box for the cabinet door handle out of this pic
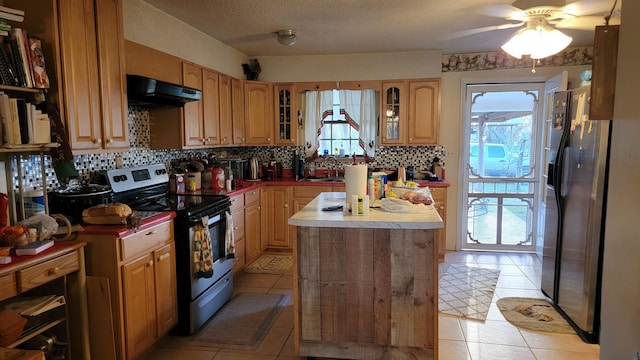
[107,138,113,143]
[439,205,445,210]
[234,226,239,230]
[48,266,60,275]
[145,230,157,236]
[267,137,271,141]
[147,260,154,267]
[158,253,170,262]
[284,204,288,208]
[93,138,102,144]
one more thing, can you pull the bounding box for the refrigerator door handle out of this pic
[561,147,572,198]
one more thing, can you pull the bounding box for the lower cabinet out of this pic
[261,186,292,250]
[243,189,262,266]
[229,193,246,275]
[430,187,447,262]
[82,219,177,360]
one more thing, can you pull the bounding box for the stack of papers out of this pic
[3,295,66,316]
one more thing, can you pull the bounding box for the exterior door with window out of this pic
[461,83,544,252]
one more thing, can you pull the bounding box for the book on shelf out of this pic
[0,10,24,23]
[0,92,10,145]
[10,28,32,88]
[15,239,54,255]
[0,5,25,17]
[0,38,17,86]
[27,36,49,88]
[4,35,28,87]
[16,98,30,144]
[8,97,21,144]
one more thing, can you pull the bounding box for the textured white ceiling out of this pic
[142,0,620,56]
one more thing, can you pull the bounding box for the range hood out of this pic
[126,74,202,108]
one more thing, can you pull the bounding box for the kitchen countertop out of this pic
[77,211,176,237]
[288,192,443,229]
[196,177,450,197]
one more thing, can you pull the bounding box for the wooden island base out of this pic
[293,226,438,360]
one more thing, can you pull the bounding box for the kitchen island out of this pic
[288,192,443,360]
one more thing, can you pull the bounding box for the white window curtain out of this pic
[304,89,377,158]
[303,90,333,158]
[340,89,377,157]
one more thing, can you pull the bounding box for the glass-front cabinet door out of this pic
[274,83,296,145]
[381,81,406,145]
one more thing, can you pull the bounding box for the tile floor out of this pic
[144,251,601,360]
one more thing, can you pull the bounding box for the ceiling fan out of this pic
[451,0,620,58]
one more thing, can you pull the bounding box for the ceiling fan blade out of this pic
[562,0,619,17]
[479,4,527,20]
[443,22,524,40]
[554,16,610,30]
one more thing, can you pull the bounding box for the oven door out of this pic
[188,212,234,300]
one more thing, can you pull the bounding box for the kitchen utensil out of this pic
[249,157,260,180]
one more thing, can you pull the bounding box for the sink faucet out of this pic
[323,156,339,178]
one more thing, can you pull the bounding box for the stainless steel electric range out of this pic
[104,163,233,335]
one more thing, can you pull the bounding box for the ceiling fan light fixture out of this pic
[277,29,297,46]
[501,21,572,59]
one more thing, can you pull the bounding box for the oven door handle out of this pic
[190,214,222,227]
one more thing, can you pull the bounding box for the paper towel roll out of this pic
[344,164,367,210]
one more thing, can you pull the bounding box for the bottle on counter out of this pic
[367,174,376,203]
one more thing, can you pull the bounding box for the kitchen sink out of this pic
[298,177,345,183]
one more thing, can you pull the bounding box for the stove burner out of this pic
[136,211,163,220]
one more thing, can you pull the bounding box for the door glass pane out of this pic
[462,84,544,252]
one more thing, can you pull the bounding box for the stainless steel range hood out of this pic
[126,74,202,108]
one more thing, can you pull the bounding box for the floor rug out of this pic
[189,292,288,350]
[497,297,576,334]
[439,264,501,321]
[244,254,293,274]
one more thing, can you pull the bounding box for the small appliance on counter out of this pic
[49,178,113,223]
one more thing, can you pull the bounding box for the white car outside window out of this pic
[469,143,510,176]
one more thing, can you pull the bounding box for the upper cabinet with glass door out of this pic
[274,83,297,145]
[381,82,407,145]
[380,79,440,146]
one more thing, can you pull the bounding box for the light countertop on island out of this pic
[288,192,443,229]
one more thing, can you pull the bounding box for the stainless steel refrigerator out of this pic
[541,86,610,344]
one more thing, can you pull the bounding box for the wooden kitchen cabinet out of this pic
[124,40,182,84]
[231,77,246,145]
[244,81,274,145]
[274,83,297,145]
[261,186,292,250]
[244,189,263,265]
[379,79,440,145]
[82,219,177,360]
[52,0,128,152]
[408,79,440,145]
[218,74,233,146]
[380,81,407,145]
[182,62,222,148]
[430,187,447,262]
[229,193,246,275]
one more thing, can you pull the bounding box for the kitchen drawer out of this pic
[120,221,173,261]
[293,185,327,198]
[244,189,260,205]
[0,273,16,301]
[231,208,245,242]
[430,188,445,202]
[229,194,244,212]
[17,251,80,292]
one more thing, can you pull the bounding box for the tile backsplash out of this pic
[7,108,445,191]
